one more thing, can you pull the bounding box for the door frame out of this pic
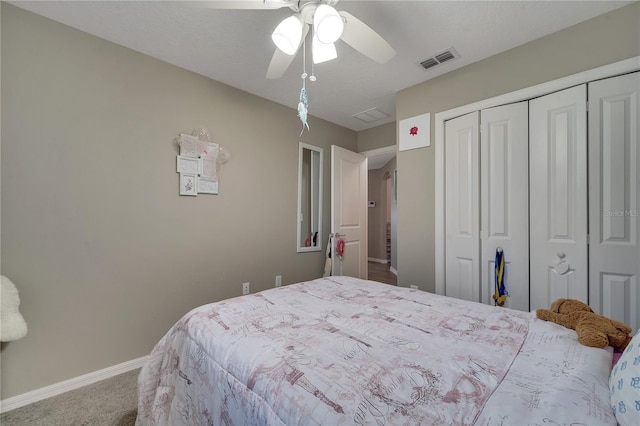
[361,145,397,267]
[434,56,640,296]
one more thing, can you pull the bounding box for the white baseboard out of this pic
[390,266,398,276]
[0,355,148,413]
[368,257,389,264]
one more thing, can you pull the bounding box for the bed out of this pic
[136,276,619,425]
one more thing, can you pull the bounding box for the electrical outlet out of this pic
[242,282,250,295]
[275,275,282,287]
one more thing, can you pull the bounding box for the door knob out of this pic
[554,252,570,275]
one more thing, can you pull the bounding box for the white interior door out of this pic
[529,85,588,311]
[588,72,640,331]
[480,102,529,311]
[331,145,368,278]
[445,112,480,302]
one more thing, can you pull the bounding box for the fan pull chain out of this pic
[310,26,316,82]
[301,34,307,80]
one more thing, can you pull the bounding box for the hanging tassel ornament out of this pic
[297,37,310,136]
[298,85,309,136]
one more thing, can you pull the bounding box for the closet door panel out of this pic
[589,72,640,331]
[445,112,480,302]
[530,85,588,312]
[480,102,529,311]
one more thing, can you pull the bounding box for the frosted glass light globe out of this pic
[272,14,303,55]
[314,5,344,44]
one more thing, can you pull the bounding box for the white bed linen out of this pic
[477,317,614,425]
[137,276,615,425]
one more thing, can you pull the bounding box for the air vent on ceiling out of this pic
[420,47,459,71]
[352,107,390,124]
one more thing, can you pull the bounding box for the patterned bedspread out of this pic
[136,276,615,425]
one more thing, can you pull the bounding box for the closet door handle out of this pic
[554,252,570,275]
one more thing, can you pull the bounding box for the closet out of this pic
[442,71,639,331]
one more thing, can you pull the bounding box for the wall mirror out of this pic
[297,143,323,252]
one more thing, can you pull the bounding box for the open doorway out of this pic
[363,146,397,285]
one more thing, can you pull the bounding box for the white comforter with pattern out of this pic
[137,276,615,425]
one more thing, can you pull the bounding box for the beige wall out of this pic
[357,122,395,152]
[0,4,356,398]
[395,3,640,291]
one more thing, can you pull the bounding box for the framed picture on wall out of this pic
[177,133,200,157]
[201,158,217,179]
[198,177,219,194]
[177,155,202,175]
[179,173,198,196]
[399,113,430,151]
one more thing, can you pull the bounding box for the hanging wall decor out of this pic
[176,128,231,196]
[179,173,198,196]
[399,113,431,151]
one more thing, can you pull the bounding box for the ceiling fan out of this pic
[201,0,396,79]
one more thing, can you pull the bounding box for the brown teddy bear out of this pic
[536,298,632,351]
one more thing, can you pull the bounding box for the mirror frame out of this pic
[297,142,324,253]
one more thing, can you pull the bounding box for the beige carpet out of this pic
[1,369,139,425]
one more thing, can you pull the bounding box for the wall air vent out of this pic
[419,57,439,70]
[419,47,459,71]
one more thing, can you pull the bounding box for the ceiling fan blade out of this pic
[338,11,396,64]
[189,0,292,10]
[266,48,297,79]
[266,24,309,79]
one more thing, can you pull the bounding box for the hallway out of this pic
[368,261,397,286]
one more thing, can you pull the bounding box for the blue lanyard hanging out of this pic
[493,248,507,306]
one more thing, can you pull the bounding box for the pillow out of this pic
[609,328,640,425]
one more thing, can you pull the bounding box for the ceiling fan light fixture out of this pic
[312,32,337,64]
[313,4,344,44]
[272,14,303,55]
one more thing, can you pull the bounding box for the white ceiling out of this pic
[8,0,633,133]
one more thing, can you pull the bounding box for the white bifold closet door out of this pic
[445,112,480,302]
[445,105,529,308]
[444,72,638,316]
[480,102,529,311]
[529,85,588,312]
[588,72,640,331]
